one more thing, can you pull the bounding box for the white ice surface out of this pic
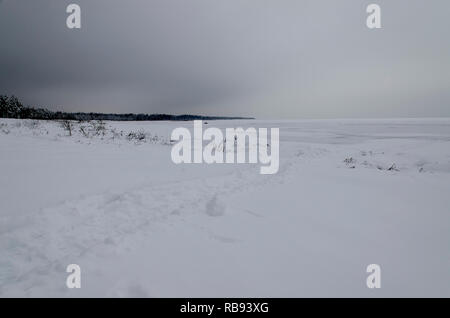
[0,118,449,297]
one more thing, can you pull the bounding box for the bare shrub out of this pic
[127,130,146,141]
[387,163,399,171]
[79,125,89,137]
[90,120,106,136]
[61,120,73,136]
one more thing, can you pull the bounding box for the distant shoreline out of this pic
[0,94,254,122]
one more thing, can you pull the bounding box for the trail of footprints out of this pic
[0,154,300,295]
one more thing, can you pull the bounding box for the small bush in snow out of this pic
[61,120,73,136]
[127,130,146,141]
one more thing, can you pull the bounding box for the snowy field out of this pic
[0,118,449,297]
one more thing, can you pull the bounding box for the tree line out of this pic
[0,95,253,121]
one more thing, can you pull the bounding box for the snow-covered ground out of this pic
[1,118,449,297]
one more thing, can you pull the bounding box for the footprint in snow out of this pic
[205,195,225,217]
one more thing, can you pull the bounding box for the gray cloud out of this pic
[1,0,449,118]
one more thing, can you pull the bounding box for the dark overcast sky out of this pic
[1,0,449,118]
